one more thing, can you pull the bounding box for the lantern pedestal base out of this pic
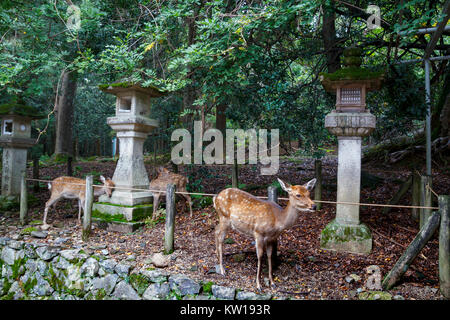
[320,220,372,255]
[92,202,153,233]
[1,147,28,197]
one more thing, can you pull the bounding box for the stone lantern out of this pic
[0,101,45,197]
[92,82,165,231]
[319,47,384,254]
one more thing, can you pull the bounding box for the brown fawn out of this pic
[149,167,193,219]
[43,175,114,228]
[214,177,316,290]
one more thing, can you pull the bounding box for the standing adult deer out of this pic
[43,175,114,229]
[214,178,316,290]
[149,167,193,219]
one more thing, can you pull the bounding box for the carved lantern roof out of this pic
[319,47,385,92]
[98,81,166,97]
[0,101,46,120]
[319,47,384,112]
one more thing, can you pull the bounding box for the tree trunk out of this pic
[54,70,77,158]
[439,195,450,298]
[382,211,441,290]
[216,103,227,162]
[322,1,340,73]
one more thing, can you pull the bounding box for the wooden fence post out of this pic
[268,186,279,267]
[164,183,176,254]
[439,195,450,298]
[314,160,322,210]
[382,210,441,290]
[420,175,433,228]
[411,171,421,221]
[82,175,94,242]
[232,157,239,188]
[19,171,27,226]
[383,174,413,214]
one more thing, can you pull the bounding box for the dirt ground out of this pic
[0,156,448,300]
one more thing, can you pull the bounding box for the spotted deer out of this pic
[214,178,316,290]
[43,176,114,228]
[149,167,193,219]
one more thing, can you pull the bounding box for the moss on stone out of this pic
[320,220,372,247]
[129,273,150,296]
[98,81,135,90]
[21,276,37,295]
[320,67,384,82]
[202,281,214,295]
[358,291,392,300]
[46,264,65,292]
[1,278,12,297]
[11,256,27,280]
[0,103,46,119]
[92,203,153,222]
[92,209,129,223]
[94,288,107,300]
[95,202,152,209]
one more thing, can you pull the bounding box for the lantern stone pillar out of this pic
[0,102,45,198]
[92,82,164,228]
[319,47,384,255]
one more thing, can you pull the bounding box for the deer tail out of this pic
[48,183,52,190]
[213,196,217,210]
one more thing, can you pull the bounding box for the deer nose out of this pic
[311,204,317,211]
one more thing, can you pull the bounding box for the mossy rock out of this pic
[20,227,38,235]
[358,291,392,300]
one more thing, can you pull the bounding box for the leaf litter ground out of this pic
[0,157,448,300]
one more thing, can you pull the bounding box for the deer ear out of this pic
[277,178,292,193]
[100,175,106,183]
[304,178,316,191]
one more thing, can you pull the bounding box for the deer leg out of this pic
[152,193,160,220]
[182,193,193,217]
[43,196,61,227]
[78,199,85,224]
[215,218,229,275]
[254,235,264,290]
[266,241,275,287]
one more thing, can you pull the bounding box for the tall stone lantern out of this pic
[319,47,384,254]
[93,82,164,229]
[0,102,45,197]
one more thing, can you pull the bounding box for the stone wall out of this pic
[0,238,273,300]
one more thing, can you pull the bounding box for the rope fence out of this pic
[22,177,439,210]
[14,169,449,299]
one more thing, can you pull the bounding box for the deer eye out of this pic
[296,194,301,197]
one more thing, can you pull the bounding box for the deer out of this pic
[213,177,316,290]
[42,175,115,229]
[149,167,193,219]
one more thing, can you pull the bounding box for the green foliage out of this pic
[191,195,213,209]
[0,0,447,160]
[201,281,214,295]
[129,273,150,296]
[144,210,165,228]
[20,227,38,235]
